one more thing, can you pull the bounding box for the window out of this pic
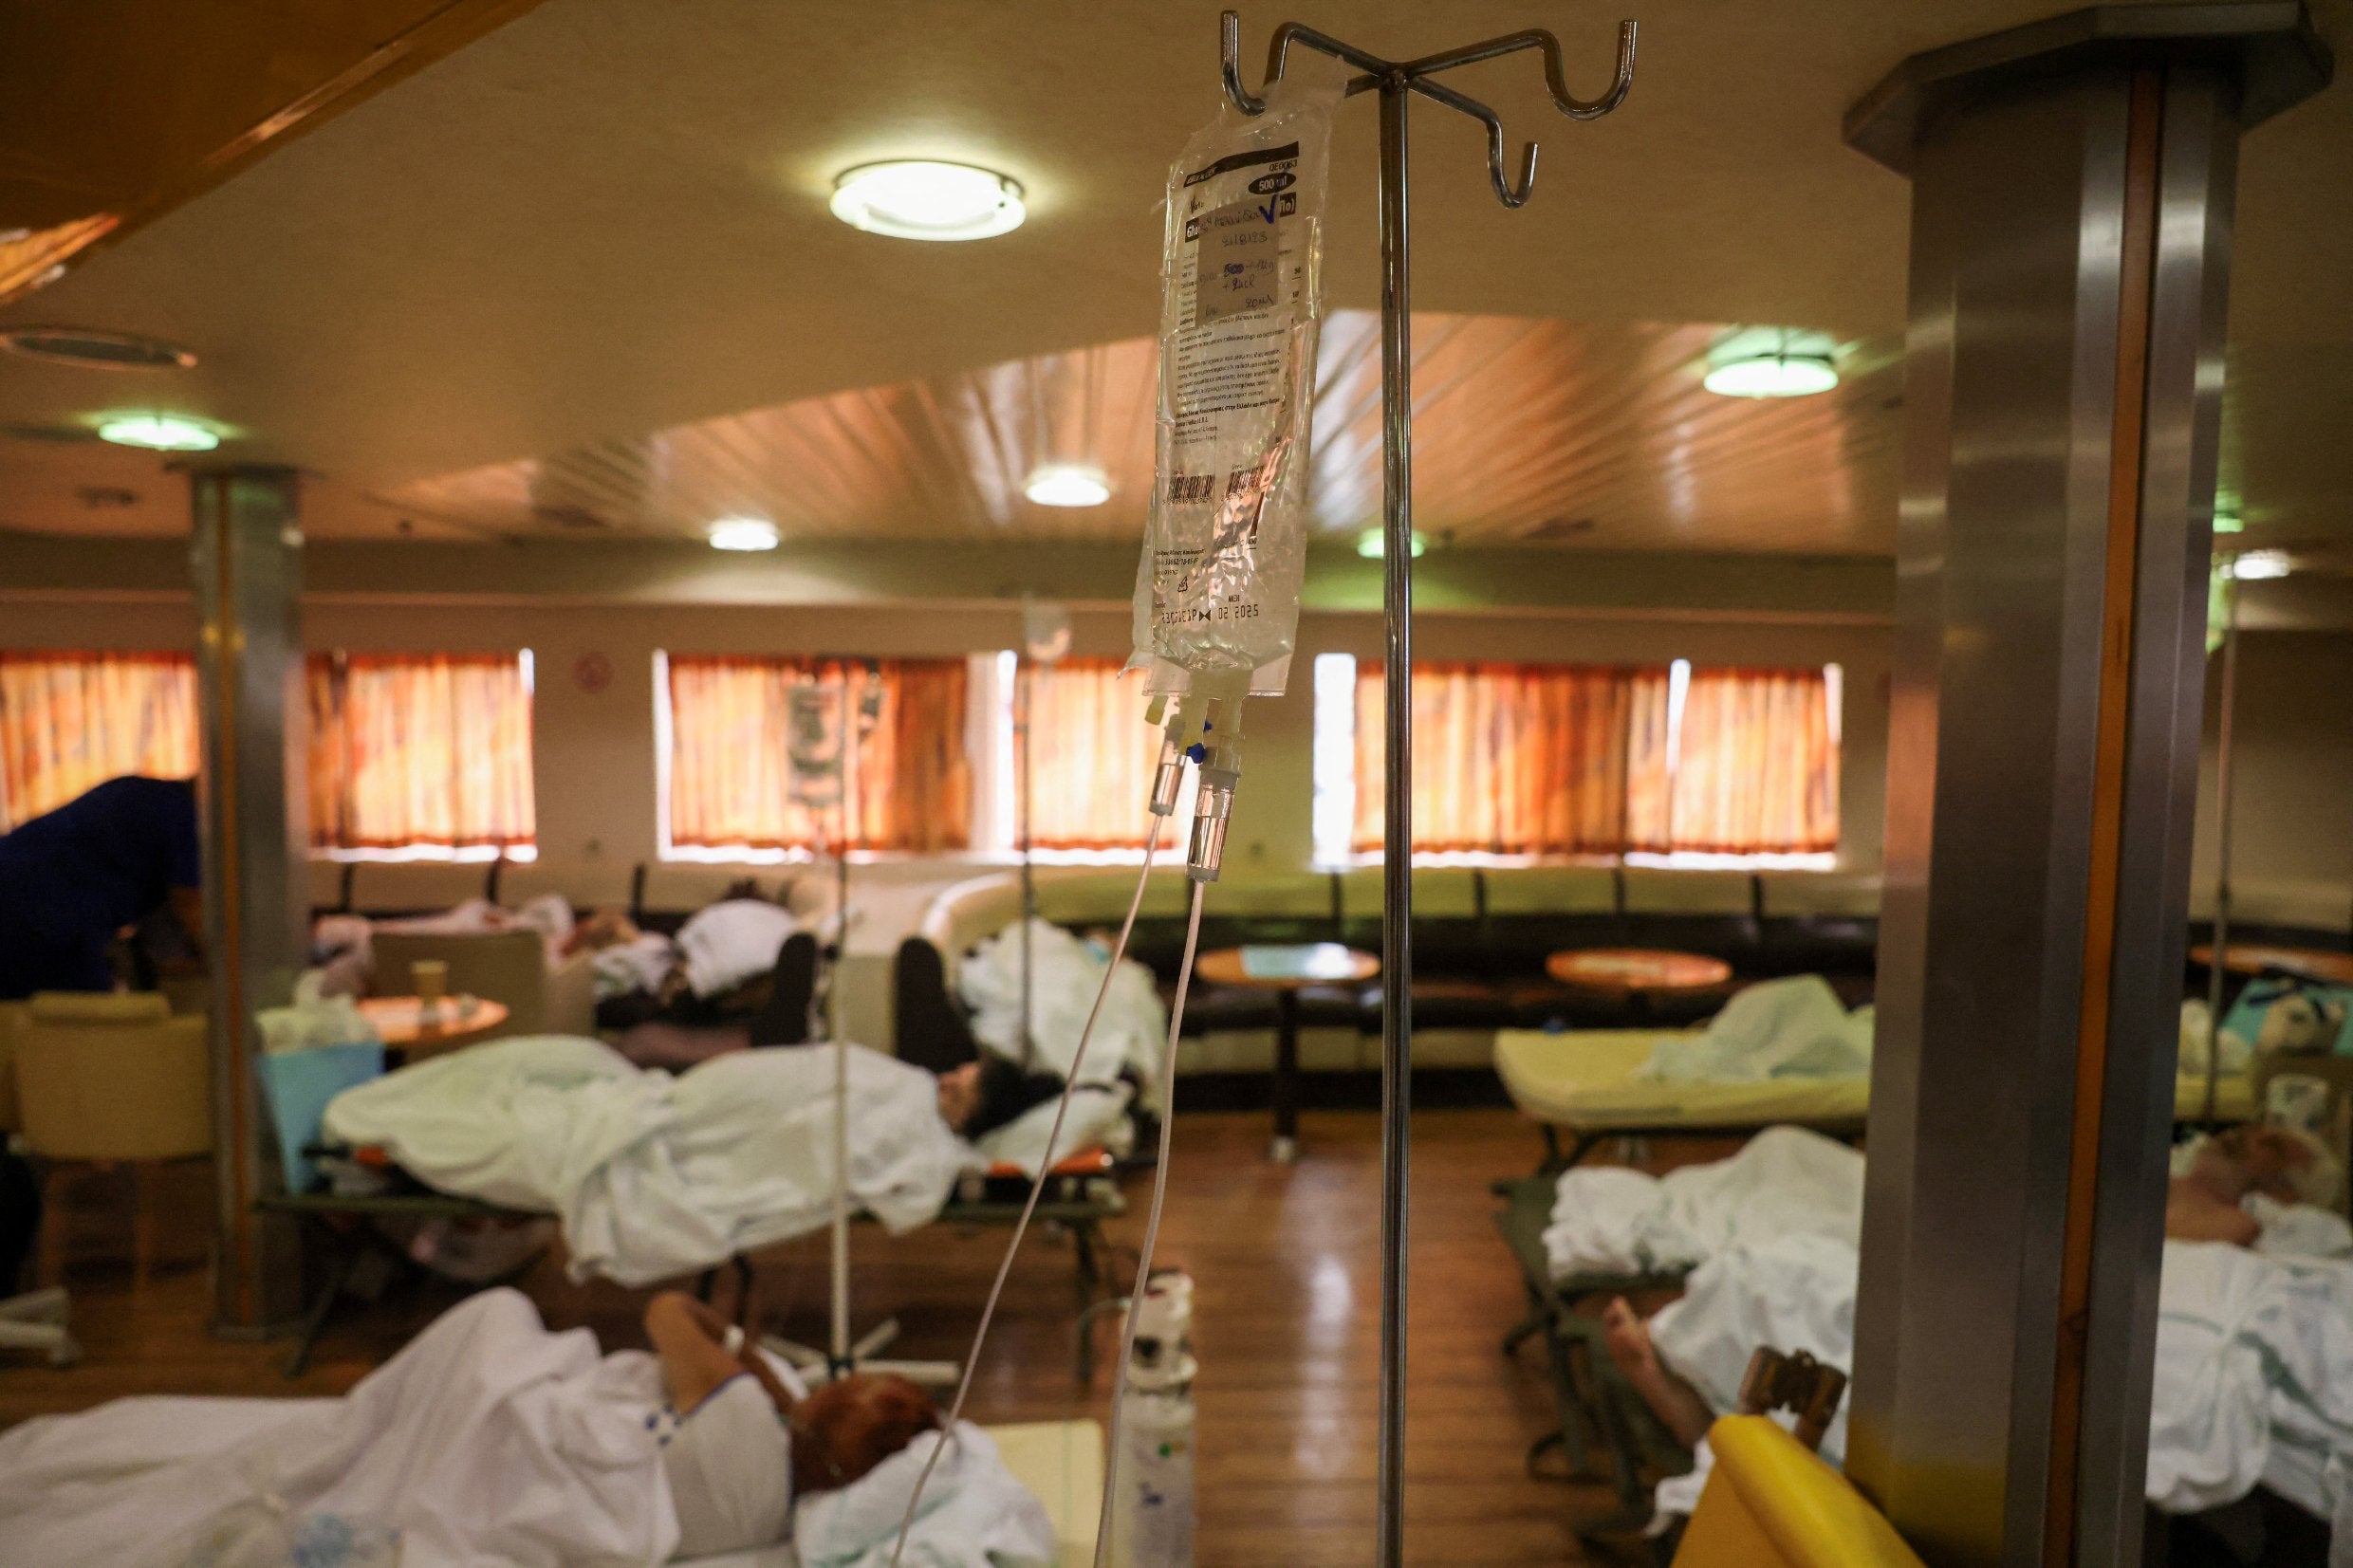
[979,655,1195,858]
[658,654,972,858]
[306,652,537,859]
[1317,655,1839,864]
[0,652,198,831]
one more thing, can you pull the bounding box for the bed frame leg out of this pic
[1071,1220,1104,1389]
[283,1245,360,1379]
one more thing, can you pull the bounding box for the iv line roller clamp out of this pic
[1211,13,1635,1568]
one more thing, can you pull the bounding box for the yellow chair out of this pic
[1672,1415,1925,1568]
[15,991,213,1287]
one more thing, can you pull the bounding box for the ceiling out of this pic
[381,313,1908,552]
[0,0,2347,566]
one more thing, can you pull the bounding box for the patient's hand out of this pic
[936,1062,982,1133]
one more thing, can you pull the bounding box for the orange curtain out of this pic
[1669,667,1839,854]
[1023,658,1162,850]
[1352,662,1671,856]
[307,653,536,852]
[664,655,971,854]
[0,652,199,830]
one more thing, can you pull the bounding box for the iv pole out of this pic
[1218,15,1634,1562]
[2203,567,2241,1129]
[771,661,957,1386]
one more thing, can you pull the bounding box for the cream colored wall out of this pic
[2190,630,2353,927]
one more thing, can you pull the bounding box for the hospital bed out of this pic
[1494,1027,2259,1172]
[1491,1172,1691,1539]
[264,1144,1127,1382]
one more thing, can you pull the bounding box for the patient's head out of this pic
[2197,1125,2341,1208]
[934,1058,1041,1139]
[790,1373,939,1494]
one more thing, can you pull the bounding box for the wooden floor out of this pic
[2,1107,1644,1565]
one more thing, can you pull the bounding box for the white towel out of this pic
[793,1423,1055,1568]
[678,900,799,999]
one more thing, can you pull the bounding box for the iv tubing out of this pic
[1091,877,1207,1568]
[886,814,1170,1568]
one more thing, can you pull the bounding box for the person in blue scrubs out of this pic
[0,776,202,1001]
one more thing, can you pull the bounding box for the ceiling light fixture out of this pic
[1356,527,1427,559]
[830,160,1026,241]
[95,414,219,452]
[1702,327,1840,398]
[1024,464,1110,507]
[707,517,780,552]
[2229,548,2291,581]
[3,326,197,371]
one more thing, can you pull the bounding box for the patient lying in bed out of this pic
[0,1287,1049,1567]
[1584,1125,2352,1527]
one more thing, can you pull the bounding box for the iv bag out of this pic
[787,681,843,810]
[1130,69,1340,697]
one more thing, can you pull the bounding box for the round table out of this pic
[358,995,510,1060]
[2191,944,2353,987]
[1194,944,1380,1162]
[1547,947,1732,1002]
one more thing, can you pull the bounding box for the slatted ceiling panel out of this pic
[380,313,1907,553]
[387,337,1162,544]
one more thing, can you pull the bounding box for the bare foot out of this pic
[1602,1296,1716,1448]
[1603,1297,1658,1381]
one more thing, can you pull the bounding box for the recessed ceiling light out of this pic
[830,160,1026,241]
[2229,548,2291,581]
[3,325,197,371]
[1703,327,1841,398]
[1024,464,1110,507]
[707,517,780,551]
[1356,527,1427,559]
[96,414,219,452]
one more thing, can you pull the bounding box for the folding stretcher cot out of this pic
[1494,1028,2258,1172]
[264,1144,1126,1382]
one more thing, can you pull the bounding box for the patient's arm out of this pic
[645,1292,799,1416]
[1603,1297,1717,1449]
[2164,1177,2261,1247]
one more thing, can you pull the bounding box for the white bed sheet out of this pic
[324,1037,976,1286]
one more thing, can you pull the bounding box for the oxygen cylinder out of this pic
[1107,1270,1197,1568]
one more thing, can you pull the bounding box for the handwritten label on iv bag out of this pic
[1191,198,1288,325]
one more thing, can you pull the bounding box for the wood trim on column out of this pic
[2044,65,2165,1566]
[199,489,259,1326]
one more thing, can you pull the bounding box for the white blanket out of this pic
[0,1288,678,1568]
[677,900,799,999]
[324,1038,974,1286]
[793,1424,1055,1568]
[1542,1124,1864,1279]
[959,920,1168,1103]
[0,1291,1057,1568]
[1584,1134,2353,1536]
[1634,975,1874,1084]
[973,1082,1136,1177]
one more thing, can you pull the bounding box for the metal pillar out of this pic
[189,464,311,1333]
[1843,9,2328,1565]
